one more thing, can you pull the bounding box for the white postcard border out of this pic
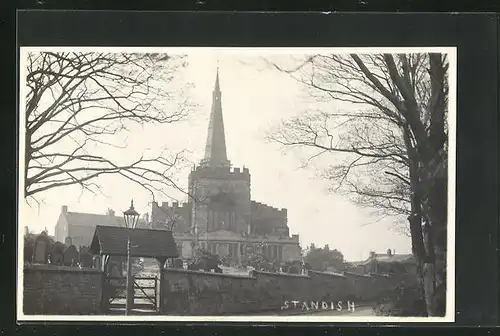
[17,46,457,323]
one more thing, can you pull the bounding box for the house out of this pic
[345,249,415,275]
[54,206,148,248]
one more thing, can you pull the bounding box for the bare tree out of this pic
[24,51,193,202]
[273,109,411,228]
[267,53,448,316]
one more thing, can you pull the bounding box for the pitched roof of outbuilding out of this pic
[348,253,415,266]
[89,225,179,259]
[65,211,148,229]
[371,253,414,264]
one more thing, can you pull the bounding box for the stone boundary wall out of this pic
[160,268,257,315]
[23,264,103,315]
[23,265,400,316]
[160,268,400,315]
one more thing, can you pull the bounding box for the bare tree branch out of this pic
[24,51,195,202]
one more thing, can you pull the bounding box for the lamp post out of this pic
[123,200,139,315]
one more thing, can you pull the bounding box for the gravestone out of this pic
[49,242,65,265]
[63,245,79,266]
[64,236,73,247]
[32,231,50,264]
[78,246,93,268]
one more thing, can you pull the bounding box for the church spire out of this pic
[201,65,231,168]
[214,61,221,93]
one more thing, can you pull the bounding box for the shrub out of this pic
[373,276,427,317]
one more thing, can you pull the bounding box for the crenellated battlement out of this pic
[151,201,192,233]
[251,201,287,218]
[189,165,251,182]
[152,201,192,210]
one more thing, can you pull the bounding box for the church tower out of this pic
[188,67,252,247]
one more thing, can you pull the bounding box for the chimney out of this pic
[369,251,376,259]
[62,205,68,214]
[24,226,29,236]
[387,248,392,257]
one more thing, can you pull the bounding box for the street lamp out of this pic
[123,200,139,315]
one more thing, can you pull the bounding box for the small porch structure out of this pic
[89,225,178,314]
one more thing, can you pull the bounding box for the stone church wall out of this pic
[189,167,251,235]
[250,201,288,236]
[151,201,192,233]
[282,242,301,262]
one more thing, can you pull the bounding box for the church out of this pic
[150,69,301,265]
[54,68,301,266]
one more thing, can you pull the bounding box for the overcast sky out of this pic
[19,48,413,262]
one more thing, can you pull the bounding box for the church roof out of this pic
[65,211,148,229]
[201,66,231,168]
[89,225,178,259]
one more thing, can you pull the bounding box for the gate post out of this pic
[100,274,108,314]
[159,270,165,314]
[156,257,166,314]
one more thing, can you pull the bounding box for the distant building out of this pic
[345,249,415,275]
[54,206,148,248]
[151,68,301,264]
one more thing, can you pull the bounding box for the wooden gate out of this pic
[102,275,158,314]
[132,276,158,311]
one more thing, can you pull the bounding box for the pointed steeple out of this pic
[214,61,221,93]
[201,65,231,168]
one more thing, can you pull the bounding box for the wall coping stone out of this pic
[163,268,255,280]
[252,270,311,279]
[309,270,347,279]
[24,264,102,274]
[342,271,372,278]
[367,272,393,278]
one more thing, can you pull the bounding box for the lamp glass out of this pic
[123,200,140,229]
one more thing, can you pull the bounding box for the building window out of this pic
[208,242,216,255]
[231,212,236,230]
[214,212,219,230]
[225,212,230,229]
[208,211,214,231]
[229,243,237,259]
[270,245,277,260]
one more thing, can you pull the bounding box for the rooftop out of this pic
[370,253,414,264]
[89,225,178,259]
[64,211,148,229]
[348,251,414,267]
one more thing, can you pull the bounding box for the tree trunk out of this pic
[422,173,447,316]
[420,148,447,316]
[405,128,447,317]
